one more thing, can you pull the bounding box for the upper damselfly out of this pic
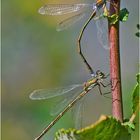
[30,70,110,140]
[38,0,115,76]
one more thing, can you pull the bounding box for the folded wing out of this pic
[38,4,92,15]
[29,84,83,100]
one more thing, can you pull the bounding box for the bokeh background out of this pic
[2,0,139,140]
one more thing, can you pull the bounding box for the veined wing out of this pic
[96,17,109,50]
[29,84,83,100]
[56,12,86,31]
[38,4,92,15]
[50,86,84,116]
[72,98,85,129]
[94,7,109,50]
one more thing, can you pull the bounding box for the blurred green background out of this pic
[2,0,139,140]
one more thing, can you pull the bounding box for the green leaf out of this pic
[132,73,140,113]
[123,121,135,131]
[119,8,129,22]
[55,116,131,140]
[107,8,129,24]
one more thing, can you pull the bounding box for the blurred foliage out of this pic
[2,0,75,140]
[135,24,140,37]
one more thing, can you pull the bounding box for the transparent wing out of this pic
[94,7,109,50]
[29,84,83,100]
[56,13,86,31]
[50,98,68,116]
[50,86,83,116]
[72,98,85,129]
[38,4,92,15]
[96,17,109,50]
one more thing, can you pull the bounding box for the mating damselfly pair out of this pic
[29,0,115,139]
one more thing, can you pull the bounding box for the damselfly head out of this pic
[96,70,105,79]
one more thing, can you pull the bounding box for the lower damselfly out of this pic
[29,70,110,140]
[38,0,116,76]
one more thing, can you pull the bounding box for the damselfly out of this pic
[38,0,115,76]
[30,70,110,140]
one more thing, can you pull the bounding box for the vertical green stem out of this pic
[109,0,123,122]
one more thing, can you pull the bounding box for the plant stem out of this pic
[108,0,123,122]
